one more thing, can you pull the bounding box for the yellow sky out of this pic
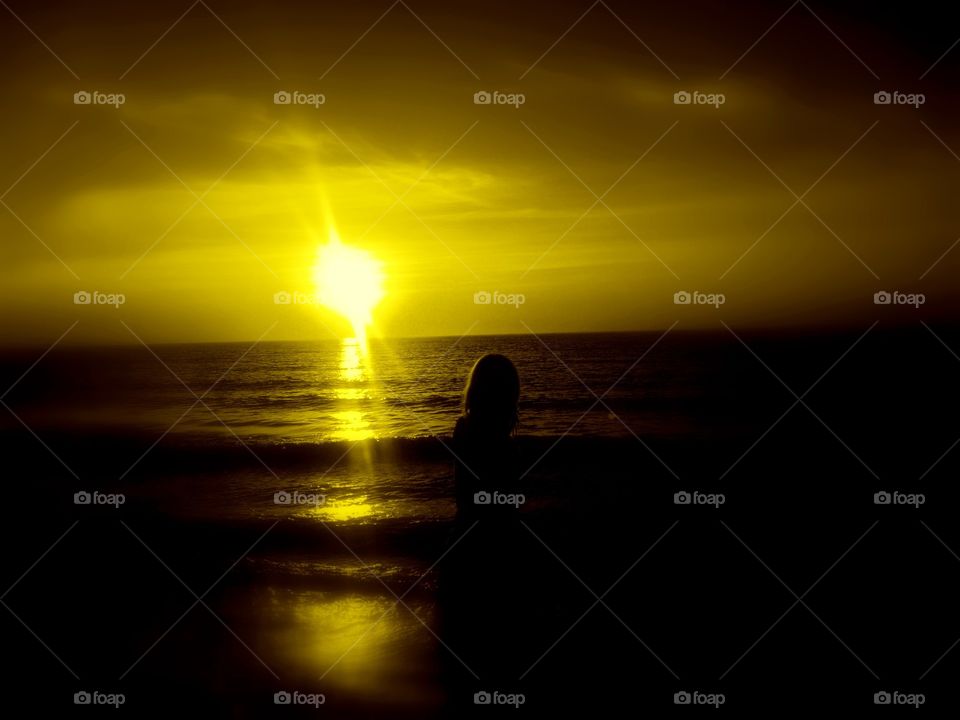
[1,0,958,344]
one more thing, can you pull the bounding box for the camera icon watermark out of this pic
[673,690,725,707]
[274,290,319,305]
[474,490,525,508]
[673,290,725,308]
[74,490,126,509]
[473,90,525,108]
[273,690,325,706]
[873,90,924,108]
[873,290,924,308]
[673,90,725,108]
[473,690,525,707]
[873,690,924,707]
[673,490,725,509]
[74,690,125,707]
[274,490,326,507]
[873,490,925,509]
[273,90,325,108]
[473,290,525,308]
[73,90,125,108]
[74,290,126,308]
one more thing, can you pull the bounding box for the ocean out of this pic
[2,327,958,520]
[1,331,764,444]
[2,327,959,714]
[0,331,738,520]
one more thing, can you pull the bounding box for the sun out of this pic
[312,229,385,345]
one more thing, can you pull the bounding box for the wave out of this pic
[0,426,684,478]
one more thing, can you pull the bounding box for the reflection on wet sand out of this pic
[256,587,441,710]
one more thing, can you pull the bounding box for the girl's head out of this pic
[462,354,520,437]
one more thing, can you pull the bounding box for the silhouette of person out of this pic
[452,353,521,522]
[438,354,530,711]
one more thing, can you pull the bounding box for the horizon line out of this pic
[1,320,954,351]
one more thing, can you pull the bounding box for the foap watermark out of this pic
[74,490,125,509]
[873,290,924,308]
[873,90,924,108]
[74,90,125,108]
[674,290,725,308]
[673,90,725,108]
[74,290,125,308]
[274,290,319,305]
[74,690,125,708]
[674,490,725,509]
[874,690,925,708]
[474,490,525,508]
[274,90,325,108]
[473,690,525,708]
[274,490,326,507]
[674,690,725,708]
[274,690,325,707]
[873,490,925,509]
[474,290,525,308]
[473,90,525,108]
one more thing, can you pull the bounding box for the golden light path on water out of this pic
[265,236,438,701]
[331,337,374,443]
[316,494,376,522]
[314,337,377,522]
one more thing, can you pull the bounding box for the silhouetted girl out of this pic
[439,354,529,710]
[452,353,521,523]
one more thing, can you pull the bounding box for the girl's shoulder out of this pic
[453,414,469,438]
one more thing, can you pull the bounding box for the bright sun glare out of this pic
[312,229,385,345]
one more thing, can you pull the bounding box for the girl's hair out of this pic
[462,353,520,436]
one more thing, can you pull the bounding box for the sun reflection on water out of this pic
[338,337,365,384]
[314,494,376,522]
[331,337,374,441]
